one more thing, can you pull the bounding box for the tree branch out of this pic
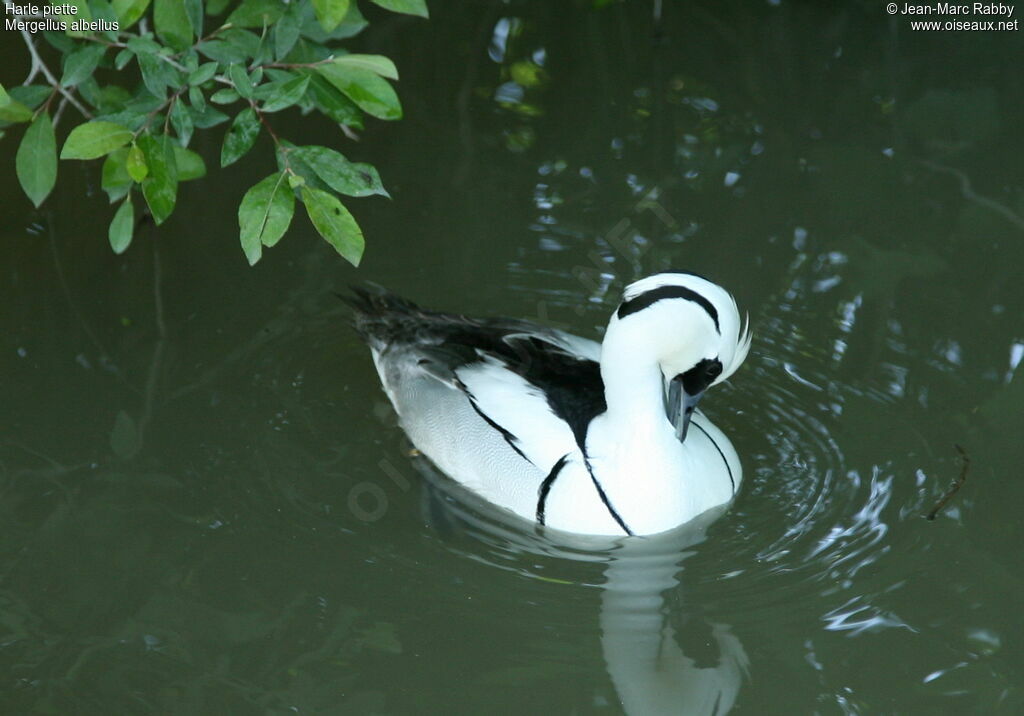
[19,28,94,119]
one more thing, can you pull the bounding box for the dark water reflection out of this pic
[3,0,1024,713]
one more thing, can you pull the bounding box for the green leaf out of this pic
[93,96,161,131]
[238,172,295,264]
[102,148,132,202]
[184,0,203,37]
[170,100,194,146]
[259,75,310,113]
[274,3,302,60]
[301,187,364,265]
[78,79,132,115]
[16,113,58,208]
[370,0,428,18]
[197,39,247,65]
[221,28,261,57]
[61,121,133,159]
[111,0,151,27]
[98,84,133,109]
[154,0,193,50]
[210,88,240,105]
[227,0,285,27]
[299,5,366,41]
[221,108,260,167]
[331,54,398,80]
[182,51,200,74]
[189,61,219,86]
[306,74,363,127]
[109,196,135,254]
[137,52,176,98]
[0,93,33,122]
[190,104,229,128]
[115,48,133,69]
[292,145,389,198]
[0,83,10,106]
[126,143,148,182]
[276,139,328,191]
[8,85,51,110]
[174,146,206,180]
[126,35,162,54]
[60,43,106,87]
[316,64,402,120]
[312,0,350,32]
[228,63,254,99]
[188,85,206,112]
[75,76,101,107]
[138,134,178,224]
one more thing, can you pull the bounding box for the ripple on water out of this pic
[686,299,925,641]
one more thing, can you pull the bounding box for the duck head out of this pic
[602,272,751,441]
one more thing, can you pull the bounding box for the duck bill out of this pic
[665,375,705,443]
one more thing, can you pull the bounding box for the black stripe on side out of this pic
[583,455,634,536]
[617,285,720,333]
[691,421,735,494]
[536,453,571,525]
[460,389,534,466]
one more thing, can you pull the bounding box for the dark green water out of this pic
[3,1,1024,713]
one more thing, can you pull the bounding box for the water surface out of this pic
[2,1,1023,713]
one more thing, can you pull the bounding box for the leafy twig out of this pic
[925,444,970,520]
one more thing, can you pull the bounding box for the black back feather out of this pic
[347,286,606,448]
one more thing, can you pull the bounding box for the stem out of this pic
[250,99,281,145]
[248,100,302,178]
[197,22,233,45]
[80,35,128,49]
[37,87,59,117]
[157,53,190,73]
[134,84,188,138]
[264,57,336,70]
[19,28,94,119]
[53,96,69,127]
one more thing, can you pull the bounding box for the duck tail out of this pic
[340,284,426,347]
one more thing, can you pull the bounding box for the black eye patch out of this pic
[679,358,723,395]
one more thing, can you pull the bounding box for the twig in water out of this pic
[918,159,1024,231]
[925,444,970,520]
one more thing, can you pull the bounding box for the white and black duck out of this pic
[348,272,752,537]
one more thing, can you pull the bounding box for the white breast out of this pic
[581,411,741,535]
